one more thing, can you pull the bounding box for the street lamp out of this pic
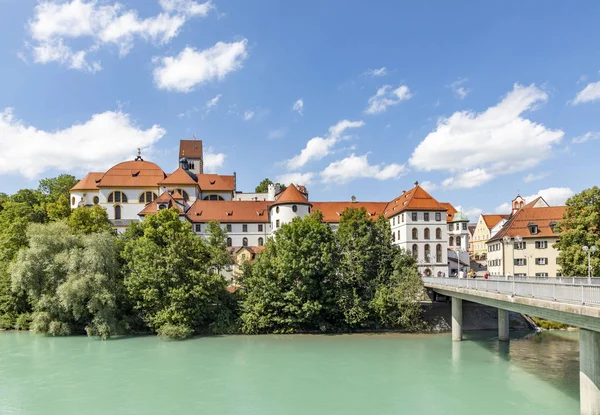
[454,249,461,277]
[503,235,512,280]
[582,245,597,284]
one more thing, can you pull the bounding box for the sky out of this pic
[1,0,600,219]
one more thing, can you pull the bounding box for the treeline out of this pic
[0,175,426,339]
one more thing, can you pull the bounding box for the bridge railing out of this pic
[422,277,600,307]
[486,276,600,285]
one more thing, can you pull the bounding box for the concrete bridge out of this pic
[423,276,600,415]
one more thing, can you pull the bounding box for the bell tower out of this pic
[179,138,203,174]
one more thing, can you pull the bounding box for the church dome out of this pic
[451,211,469,222]
[98,160,166,187]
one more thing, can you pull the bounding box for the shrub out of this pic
[0,313,15,330]
[157,324,193,340]
[15,313,32,330]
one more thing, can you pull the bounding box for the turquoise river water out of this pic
[0,331,580,415]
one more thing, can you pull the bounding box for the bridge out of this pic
[423,276,600,415]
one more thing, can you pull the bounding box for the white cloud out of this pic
[365,67,387,77]
[0,108,165,178]
[276,172,314,185]
[523,172,549,182]
[449,78,471,99]
[268,128,286,140]
[454,206,482,221]
[206,94,221,109]
[365,85,412,114]
[27,0,212,72]
[153,40,248,92]
[495,187,574,212]
[243,110,254,121]
[320,153,406,184]
[409,84,564,189]
[572,81,600,105]
[419,181,438,192]
[285,119,364,170]
[572,131,600,144]
[203,148,226,173]
[292,99,304,115]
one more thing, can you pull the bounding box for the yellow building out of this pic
[471,214,510,259]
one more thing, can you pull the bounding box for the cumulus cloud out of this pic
[205,94,221,110]
[153,39,248,92]
[365,67,387,77]
[243,110,254,121]
[276,172,314,186]
[203,148,226,173]
[572,81,600,105]
[419,181,438,192]
[409,84,564,189]
[292,99,304,115]
[572,131,600,144]
[0,108,165,178]
[449,78,471,99]
[523,172,549,182]
[285,120,364,170]
[364,85,412,114]
[495,187,574,212]
[320,153,406,184]
[26,0,212,72]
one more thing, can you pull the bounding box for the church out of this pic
[70,139,471,277]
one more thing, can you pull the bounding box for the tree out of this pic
[255,178,286,193]
[0,201,41,263]
[38,174,78,203]
[122,208,228,338]
[67,205,112,234]
[205,221,232,273]
[241,211,338,333]
[555,187,600,276]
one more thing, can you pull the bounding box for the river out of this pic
[0,331,580,415]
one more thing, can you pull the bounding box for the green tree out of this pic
[555,187,600,276]
[10,190,47,223]
[205,221,232,273]
[122,209,227,338]
[241,211,338,333]
[38,174,78,202]
[254,178,286,193]
[67,205,112,234]
[0,201,40,263]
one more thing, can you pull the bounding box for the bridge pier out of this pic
[498,309,509,341]
[452,297,462,341]
[580,329,600,415]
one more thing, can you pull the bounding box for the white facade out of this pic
[270,203,311,230]
[194,222,271,248]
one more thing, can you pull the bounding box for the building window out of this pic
[258,237,264,246]
[449,223,453,231]
[158,204,167,210]
[456,237,461,247]
[175,189,190,201]
[529,224,539,235]
[401,213,404,223]
[397,230,400,240]
[276,219,280,228]
[195,224,201,233]
[424,228,430,239]
[412,244,418,259]
[93,196,99,205]
[535,273,549,277]
[462,223,467,230]
[449,236,454,246]
[227,237,232,247]
[392,217,395,226]
[424,212,430,221]
[412,212,418,221]
[514,258,527,266]
[114,205,122,220]
[436,244,442,263]
[549,221,559,233]
[436,228,441,239]
[424,244,431,262]
[276,206,280,213]
[308,207,311,213]
[435,212,441,221]
[242,237,248,247]
[203,195,225,201]
[258,224,263,232]
[108,191,128,203]
[243,224,248,232]
[139,192,158,204]
[71,196,76,205]
[514,241,527,250]
[536,257,548,265]
[392,232,396,242]
[412,228,418,240]
[226,224,232,232]
[292,205,298,212]
[535,241,548,249]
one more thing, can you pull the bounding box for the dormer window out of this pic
[209,180,216,185]
[226,211,233,216]
[528,222,539,235]
[158,203,167,210]
[549,221,559,233]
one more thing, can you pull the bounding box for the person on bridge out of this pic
[484,272,489,280]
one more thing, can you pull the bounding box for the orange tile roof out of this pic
[187,200,270,223]
[489,206,565,242]
[159,168,198,185]
[171,190,185,200]
[440,202,458,222]
[482,214,509,229]
[197,174,235,191]
[272,184,310,206]
[97,160,166,188]
[179,140,203,159]
[384,184,447,218]
[71,172,104,191]
[311,202,388,223]
[138,191,185,216]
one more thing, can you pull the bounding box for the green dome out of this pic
[451,211,469,222]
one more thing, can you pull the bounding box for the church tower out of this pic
[179,139,203,174]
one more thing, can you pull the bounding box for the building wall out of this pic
[98,187,161,220]
[70,190,101,208]
[234,192,270,201]
[199,190,234,201]
[486,237,561,277]
[194,222,271,247]
[270,203,311,230]
[472,215,491,256]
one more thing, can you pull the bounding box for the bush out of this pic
[15,313,32,330]
[48,321,71,336]
[531,317,569,330]
[157,324,193,340]
[0,313,15,330]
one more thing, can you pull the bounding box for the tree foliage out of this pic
[67,205,112,234]
[254,178,287,193]
[206,221,232,273]
[555,186,600,276]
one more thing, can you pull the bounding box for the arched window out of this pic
[412,244,418,259]
[108,191,128,203]
[175,189,190,201]
[436,228,441,239]
[449,236,454,246]
[436,244,442,263]
[276,206,280,213]
[227,237,232,247]
[258,237,264,246]
[424,244,431,262]
[456,237,461,247]
[412,228,418,240]
[292,205,298,212]
[71,196,75,205]
[392,232,395,242]
[203,195,225,201]
[397,230,400,240]
[242,237,248,247]
[139,191,158,204]
[93,196,99,205]
[114,205,122,220]
[424,228,430,240]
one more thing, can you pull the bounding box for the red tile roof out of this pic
[71,172,104,191]
[197,174,235,191]
[384,184,447,218]
[272,184,311,206]
[440,202,458,222]
[311,202,388,223]
[482,214,509,229]
[159,168,198,185]
[179,140,203,159]
[187,200,270,223]
[489,206,565,242]
[138,191,185,216]
[97,160,166,188]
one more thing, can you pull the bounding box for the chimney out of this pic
[351,195,357,203]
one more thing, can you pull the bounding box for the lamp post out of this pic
[503,235,512,280]
[582,245,597,284]
[454,249,461,277]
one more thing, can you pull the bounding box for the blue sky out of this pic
[1,0,599,218]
